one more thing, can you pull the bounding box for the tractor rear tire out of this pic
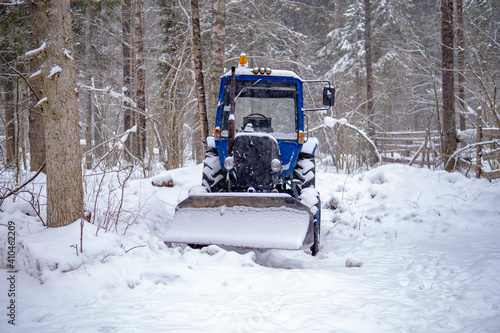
[202,148,228,193]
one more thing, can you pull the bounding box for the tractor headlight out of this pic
[224,156,234,170]
[271,159,281,172]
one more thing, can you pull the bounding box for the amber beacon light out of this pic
[239,53,248,67]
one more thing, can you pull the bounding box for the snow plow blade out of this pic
[165,193,314,250]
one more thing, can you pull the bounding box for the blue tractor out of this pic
[165,54,335,256]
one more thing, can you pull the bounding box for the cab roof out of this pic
[223,53,303,81]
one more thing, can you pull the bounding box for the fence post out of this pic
[426,128,431,168]
[420,129,429,167]
[476,108,483,178]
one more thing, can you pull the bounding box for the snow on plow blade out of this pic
[165,193,314,250]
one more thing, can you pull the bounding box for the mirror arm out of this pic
[302,107,331,112]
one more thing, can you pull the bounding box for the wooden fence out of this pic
[375,128,500,179]
[375,129,441,167]
[455,128,500,180]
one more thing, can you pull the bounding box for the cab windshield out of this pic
[220,79,298,140]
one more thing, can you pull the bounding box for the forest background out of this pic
[0,0,499,227]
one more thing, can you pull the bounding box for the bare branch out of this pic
[0,162,46,201]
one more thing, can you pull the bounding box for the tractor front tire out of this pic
[202,148,228,193]
[311,197,321,256]
[293,152,316,193]
[294,152,320,256]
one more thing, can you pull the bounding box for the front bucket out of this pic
[165,193,314,250]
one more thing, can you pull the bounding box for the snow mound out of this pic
[151,172,174,187]
[254,251,312,269]
[345,257,364,267]
[15,221,124,282]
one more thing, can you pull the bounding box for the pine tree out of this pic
[34,0,84,227]
[441,0,457,171]
[191,0,209,164]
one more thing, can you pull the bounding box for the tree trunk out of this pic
[122,0,134,157]
[333,0,343,30]
[191,0,209,163]
[134,0,147,160]
[28,0,46,172]
[364,0,376,164]
[36,0,83,227]
[19,80,28,171]
[14,77,21,178]
[93,77,103,158]
[207,0,225,132]
[441,0,457,171]
[85,7,93,169]
[5,78,15,168]
[456,0,466,131]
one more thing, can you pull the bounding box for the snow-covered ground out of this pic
[1,164,499,332]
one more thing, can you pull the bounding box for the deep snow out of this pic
[1,164,500,332]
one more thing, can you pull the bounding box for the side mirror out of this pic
[323,87,335,107]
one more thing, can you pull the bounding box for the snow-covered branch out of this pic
[34,97,47,108]
[23,41,47,58]
[446,139,500,170]
[63,49,74,60]
[29,69,42,81]
[310,116,382,163]
[77,83,137,108]
[47,65,62,79]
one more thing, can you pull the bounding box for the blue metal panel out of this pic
[215,138,229,170]
[296,79,304,133]
[215,76,227,128]
[279,141,300,177]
